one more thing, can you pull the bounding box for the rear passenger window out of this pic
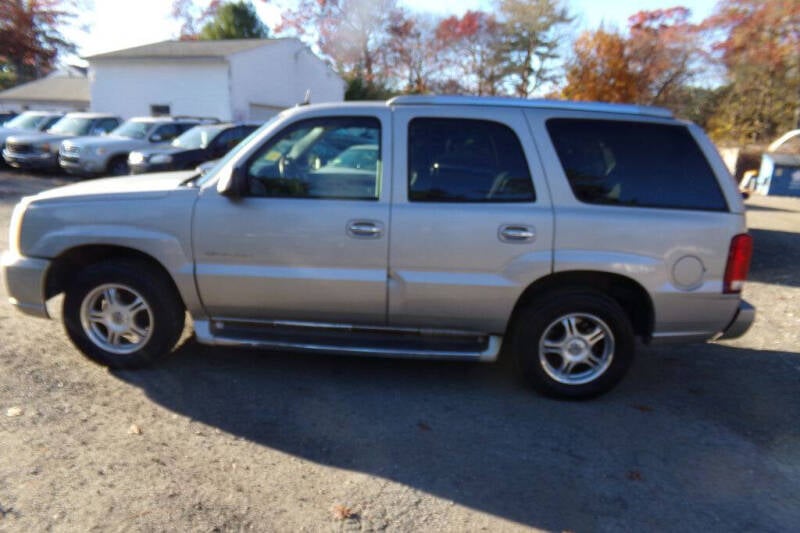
[408,118,535,202]
[546,119,727,211]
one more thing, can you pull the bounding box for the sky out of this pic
[68,0,721,59]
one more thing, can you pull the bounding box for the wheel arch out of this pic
[45,244,186,311]
[508,270,654,341]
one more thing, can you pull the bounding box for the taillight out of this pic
[723,234,753,294]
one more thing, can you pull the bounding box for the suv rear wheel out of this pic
[63,260,185,368]
[512,290,635,399]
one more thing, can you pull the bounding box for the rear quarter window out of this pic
[546,119,728,211]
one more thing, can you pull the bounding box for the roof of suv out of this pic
[386,95,673,118]
[293,95,674,119]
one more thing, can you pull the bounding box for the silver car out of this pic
[59,117,203,177]
[3,113,120,171]
[0,111,64,165]
[2,96,754,398]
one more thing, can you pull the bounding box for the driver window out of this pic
[246,117,381,200]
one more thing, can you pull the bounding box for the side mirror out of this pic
[217,164,246,198]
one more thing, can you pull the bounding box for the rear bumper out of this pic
[717,300,755,340]
[1,252,51,318]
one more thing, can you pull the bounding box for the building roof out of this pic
[86,39,287,61]
[0,75,89,104]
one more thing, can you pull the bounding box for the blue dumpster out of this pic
[756,153,800,197]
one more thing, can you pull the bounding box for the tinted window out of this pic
[246,117,381,200]
[408,118,535,203]
[153,124,182,141]
[546,119,727,211]
[98,118,120,133]
[213,127,246,152]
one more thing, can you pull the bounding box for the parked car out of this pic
[0,111,65,166]
[59,117,210,177]
[1,96,754,399]
[128,123,259,174]
[3,113,121,171]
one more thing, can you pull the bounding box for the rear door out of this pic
[388,106,554,333]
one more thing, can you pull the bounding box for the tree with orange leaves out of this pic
[562,28,641,104]
[562,7,703,107]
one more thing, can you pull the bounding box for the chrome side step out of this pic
[193,319,502,362]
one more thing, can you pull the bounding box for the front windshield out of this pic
[172,126,219,149]
[110,120,150,139]
[196,114,282,187]
[47,116,93,136]
[5,113,49,130]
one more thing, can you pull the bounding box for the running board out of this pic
[193,319,501,362]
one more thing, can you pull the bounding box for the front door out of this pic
[193,110,391,325]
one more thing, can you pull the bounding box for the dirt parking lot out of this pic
[0,170,798,532]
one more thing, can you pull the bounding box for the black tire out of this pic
[511,289,635,399]
[107,156,129,176]
[62,260,185,369]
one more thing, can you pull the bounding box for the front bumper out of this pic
[1,252,51,318]
[717,300,755,340]
[59,155,104,176]
[3,149,59,170]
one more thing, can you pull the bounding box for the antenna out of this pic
[301,89,311,106]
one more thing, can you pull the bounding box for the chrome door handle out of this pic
[347,220,383,238]
[499,225,535,243]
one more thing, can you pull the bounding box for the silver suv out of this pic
[3,113,121,171]
[2,96,754,398]
[59,117,203,176]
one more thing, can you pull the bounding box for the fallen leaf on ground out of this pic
[128,424,143,435]
[5,407,22,417]
[331,504,357,520]
[418,421,432,431]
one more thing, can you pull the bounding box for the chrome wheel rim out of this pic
[539,313,614,385]
[80,284,153,355]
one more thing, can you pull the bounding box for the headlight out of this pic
[128,152,145,165]
[8,199,28,256]
[150,154,173,164]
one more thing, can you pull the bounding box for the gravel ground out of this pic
[0,170,798,532]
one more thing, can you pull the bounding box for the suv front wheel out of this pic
[63,260,185,368]
[512,290,635,399]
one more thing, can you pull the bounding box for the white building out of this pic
[86,39,345,121]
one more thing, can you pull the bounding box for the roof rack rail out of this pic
[172,115,220,124]
[386,95,673,118]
